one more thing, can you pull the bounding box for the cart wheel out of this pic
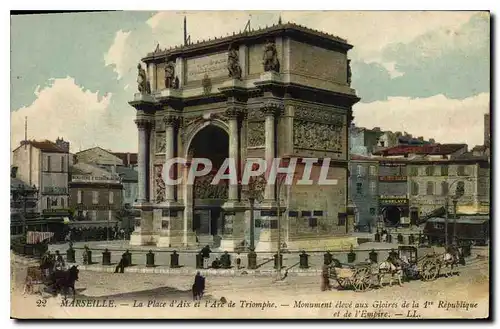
[353,267,372,292]
[421,259,439,281]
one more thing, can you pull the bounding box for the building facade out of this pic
[348,155,378,230]
[129,22,360,251]
[408,155,490,218]
[75,147,139,207]
[374,143,489,225]
[11,138,71,217]
[69,162,123,223]
[10,167,39,235]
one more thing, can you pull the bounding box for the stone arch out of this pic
[184,119,229,158]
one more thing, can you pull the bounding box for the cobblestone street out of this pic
[11,248,489,319]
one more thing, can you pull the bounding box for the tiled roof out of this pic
[112,152,138,166]
[14,140,67,153]
[373,144,467,156]
[144,22,350,60]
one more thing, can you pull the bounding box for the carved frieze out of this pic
[294,106,344,126]
[293,120,343,153]
[156,132,166,153]
[154,164,166,203]
[246,108,265,121]
[247,122,265,147]
[155,117,165,131]
[193,173,228,199]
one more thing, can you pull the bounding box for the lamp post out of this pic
[276,174,288,281]
[444,178,471,246]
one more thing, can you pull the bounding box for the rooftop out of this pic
[143,21,351,61]
[14,140,68,154]
[373,144,467,156]
[111,152,138,166]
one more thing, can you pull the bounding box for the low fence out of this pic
[41,246,411,271]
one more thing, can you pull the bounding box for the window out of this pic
[77,190,83,204]
[91,210,97,220]
[441,181,449,196]
[61,156,65,172]
[61,198,65,208]
[51,198,58,206]
[92,191,99,204]
[46,198,50,209]
[411,181,419,196]
[425,166,434,176]
[338,215,346,226]
[426,182,435,195]
[380,141,385,147]
[369,208,376,215]
[369,165,377,176]
[369,181,377,195]
[109,191,114,204]
[441,165,449,176]
[357,165,365,176]
[409,166,418,176]
[356,182,363,194]
[47,156,51,172]
[457,165,467,176]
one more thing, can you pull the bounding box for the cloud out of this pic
[10,77,137,153]
[352,13,490,102]
[104,30,132,80]
[353,93,489,148]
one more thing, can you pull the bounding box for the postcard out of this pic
[10,10,490,319]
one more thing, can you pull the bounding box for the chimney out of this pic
[127,153,131,167]
[55,137,70,153]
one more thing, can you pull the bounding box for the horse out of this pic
[192,272,205,301]
[378,255,403,287]
[47,265,79,300]
[442,245,464,277]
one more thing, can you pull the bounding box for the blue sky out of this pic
[10,11,490,152]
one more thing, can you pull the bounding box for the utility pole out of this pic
[452,199,458,244]
[444,196,449,247]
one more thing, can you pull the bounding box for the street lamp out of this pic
[444,178,471,246]
[276,174,288,281]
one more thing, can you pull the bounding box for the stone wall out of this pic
[286,163,347,239]
[289,39,347,85]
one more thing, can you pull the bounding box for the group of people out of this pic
[40,250,66,277]
[63,227,131,243]
[199,246,242,270]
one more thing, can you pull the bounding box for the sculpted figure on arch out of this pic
[137,63,150,94]
[262,39,280,73]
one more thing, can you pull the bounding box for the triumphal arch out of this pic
[129,22,360,251]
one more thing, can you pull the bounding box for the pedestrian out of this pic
[115,251,128,273]
[320,259,331,291]
[236,252,241,270]
[54,250,65,271]
[201,245,211,269]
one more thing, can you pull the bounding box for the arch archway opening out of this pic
[188,124,230,243]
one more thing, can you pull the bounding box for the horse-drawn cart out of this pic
[398,245,459,281]
[328,262,375,292]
